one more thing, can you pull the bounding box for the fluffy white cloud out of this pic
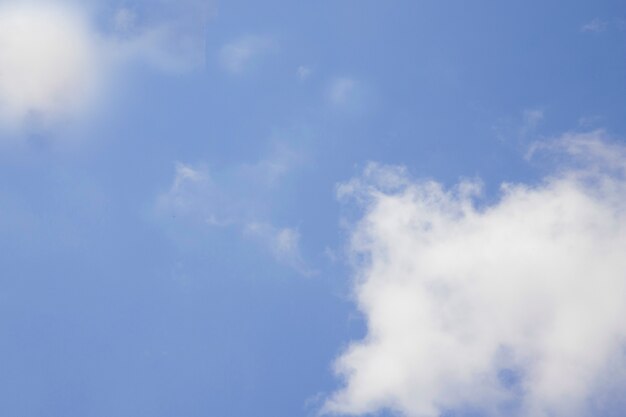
[0,0,210,132]
[326,131,626,417]
[218,35,275,74]
[0,2,103,130]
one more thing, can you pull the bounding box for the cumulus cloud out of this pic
[218,35,275,74]
[0,0,210,132]
[326,130,626,417]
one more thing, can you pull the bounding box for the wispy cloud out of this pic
[156,143,313,274]
[578,115,604,129]
[327,130,626,417]
[155,162,228,225]
[241,144,305,190]
[297,65,313,81]
[522,108,544,131]
[326,76,372,115]
[244,223,316,276]
[581,18,609,33]
[109,0,214,72]
[218,35,275,74]
[328,77,358,107]
[493,107,545,143]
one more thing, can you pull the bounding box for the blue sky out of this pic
[1,1,626,417]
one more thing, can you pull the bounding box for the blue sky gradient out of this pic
[1,1,626,416]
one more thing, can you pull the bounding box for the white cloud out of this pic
[0,2,103,131]
[0,0,211,132]
[326,131,626,417]
[218,35,275,74]
[582,18,609,33]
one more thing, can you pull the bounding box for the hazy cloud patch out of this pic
[326,76,373,115]
[245,222,315,276]
[108,0,213,72]
[297,65,313,81]
[582,18,609,33]
[218,35,275,74]
[328,77,358,107]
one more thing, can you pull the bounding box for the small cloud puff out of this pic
[326,130,626,417]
